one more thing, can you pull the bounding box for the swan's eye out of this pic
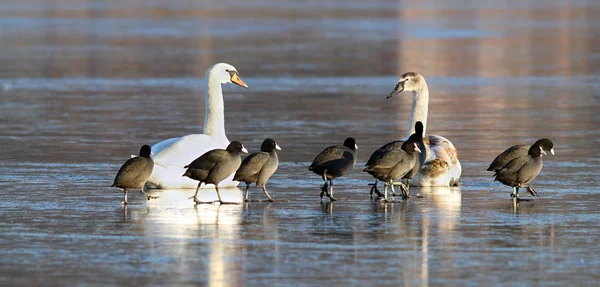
[226,70,238,78]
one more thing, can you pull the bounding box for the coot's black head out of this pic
[401,139,422,154]
[139,145,153,158]
[407,121,424,143]
[535,138,554,156]
[343,137,358,151]
[227,141,248,154]
[414,121,424,137]
[529,138,554,157]
[261,138,282,152]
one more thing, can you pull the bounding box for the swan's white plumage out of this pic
[145,63,246,189]
[414,135,461,186]
[392,72,461,187]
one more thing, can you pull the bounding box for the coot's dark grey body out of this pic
[234,138,280,202]
[487,145,529,172]
[367,122,426,197]
[493,139,554,199]
[403,133,426,183]
[309,138,357,201]
[183,141,247,204]
[364,124,423,201]
[112,145,157,204]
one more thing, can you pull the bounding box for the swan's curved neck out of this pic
[203,74,227,140]
[407,81,429,138]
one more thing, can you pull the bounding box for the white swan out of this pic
[387,72,461,186]
[146,63,248,189]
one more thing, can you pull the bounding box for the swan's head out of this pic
[386,72,425,99]
[207,63,248,88]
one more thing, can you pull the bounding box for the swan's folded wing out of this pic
[426,135,458,165]
[151,137,181,156]
[418,135,460,180]
[152,134,227,168]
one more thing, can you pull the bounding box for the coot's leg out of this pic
[243,183,251,202]
[140,185,159,200]
[191,182,218,204]
[261,185,274,202]
[121,189,129,205]
[369,180,383,197]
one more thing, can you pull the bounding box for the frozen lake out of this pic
[1,0,599,286]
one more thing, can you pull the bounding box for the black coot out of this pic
[309,138,357,201]
[183,141,248,204]
[367,122,426,197]
[234,138,281,202]
[493,139,554,199]
[364,126,423,201]
[112,145,157,204]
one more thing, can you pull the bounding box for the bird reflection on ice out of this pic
[124,187,245,286]
[391,186,462,286]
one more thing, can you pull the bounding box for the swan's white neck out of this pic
[407,80,429,138]
[203,72,227,140]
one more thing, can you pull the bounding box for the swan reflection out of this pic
[150,187,244,207]
[391,186,462,285]
[123,187,244,226]
[124,187,245,286]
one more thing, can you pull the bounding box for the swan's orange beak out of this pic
[231,74,248,88]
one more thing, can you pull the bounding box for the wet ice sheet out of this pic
[1,0,600,286]
[2,161,600,286]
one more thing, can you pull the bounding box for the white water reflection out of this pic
[381,186,462,286]
[420,186,462,230]
[123,188,245,286]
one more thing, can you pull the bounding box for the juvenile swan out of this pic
[147,63,248,189]
[386,72,461,187]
